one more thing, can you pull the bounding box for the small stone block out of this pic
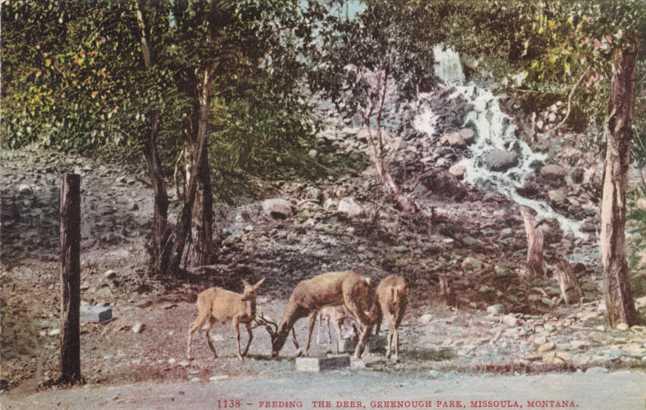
[81,304,112,323]
[295,355,350,372]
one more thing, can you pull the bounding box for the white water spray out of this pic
[417,47,586,239]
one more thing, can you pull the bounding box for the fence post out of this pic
[59,173,81,383]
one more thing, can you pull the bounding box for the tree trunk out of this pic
[600,37,639,327]
[143,110,170,273]
[134,0,170,274]
[168,67,213,274]
[520,207,544,278]
[188,88,215,267]
[59,174,81,384]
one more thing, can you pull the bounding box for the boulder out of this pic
[449,163,466,179]
[548,189,567,206]
[540,164,567,180]
[440,132,467,147]
[459,128,475,143]
[262,198,293,219]
[482,149,518,172]
[337,197,364,218]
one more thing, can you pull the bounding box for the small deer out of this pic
[372,275,408,361]
[260,271,375,359]
[186,278,265,360]
[317,305,359,353]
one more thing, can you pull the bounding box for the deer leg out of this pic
[393,328,400,362]
[375,314,382,336]
[205,326,218,359]
[316,313,323,345]
[241,322,253,357]
[385,312,395,359]
[304,311,317,356]
[334,318,343,353]
[187,313,209,360]
[353,323,373,359]
[233,317,244,360]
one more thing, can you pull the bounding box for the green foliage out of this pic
[307,0,437,118]
[1,0,318,190]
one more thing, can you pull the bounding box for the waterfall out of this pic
[433,45,465,85]
[419,46,586,239]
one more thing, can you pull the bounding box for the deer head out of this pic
[240,277,265,317]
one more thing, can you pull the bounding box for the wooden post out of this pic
[60,173,81,383]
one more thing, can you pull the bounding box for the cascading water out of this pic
[415,46,587,239]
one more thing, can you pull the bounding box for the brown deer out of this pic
[317,305,359,353]
[372,275,408,361]
[259,271,375,359]
[186,278,265,360]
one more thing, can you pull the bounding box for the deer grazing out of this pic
[317,305,359,353]
[186,278,265,360]
[258,271,375,359]
[372,275,408,361]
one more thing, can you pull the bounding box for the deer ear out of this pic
[364,277,371,285]
[242,279,251,288]
[253,277,266,290]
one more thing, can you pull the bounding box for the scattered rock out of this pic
[428,370,441,378]
[449,163,466,179]
[459,128,475,143]
[540,164,567,180]
[461,256,483,271]
[616,323,629,331]
[486,304,505,315]
[440,132,467,147]
[48,328,61,337]
[262,198,293,219]
[132,322,145,334]
[502,315,519,327]
[548,189,567,205]
[537,342,556,353]
[80,303,112,323]
[104,270,116,279]
[570,340,590,350]
[337,197,364,218]
[418,313,433,324]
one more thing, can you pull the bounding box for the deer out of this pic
[317,305,359,353]
[186,278,265,361]
[256,271,375,359]
[371,275,408,361]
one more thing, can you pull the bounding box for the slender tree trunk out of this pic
[600,37,639,327]
[168,67,213,274]
[364,66,418,214]
[59,174,81,384]
[189,86,215,267]
[143,110,170,273]
[520,207,544,278]
[134,0,170,274]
